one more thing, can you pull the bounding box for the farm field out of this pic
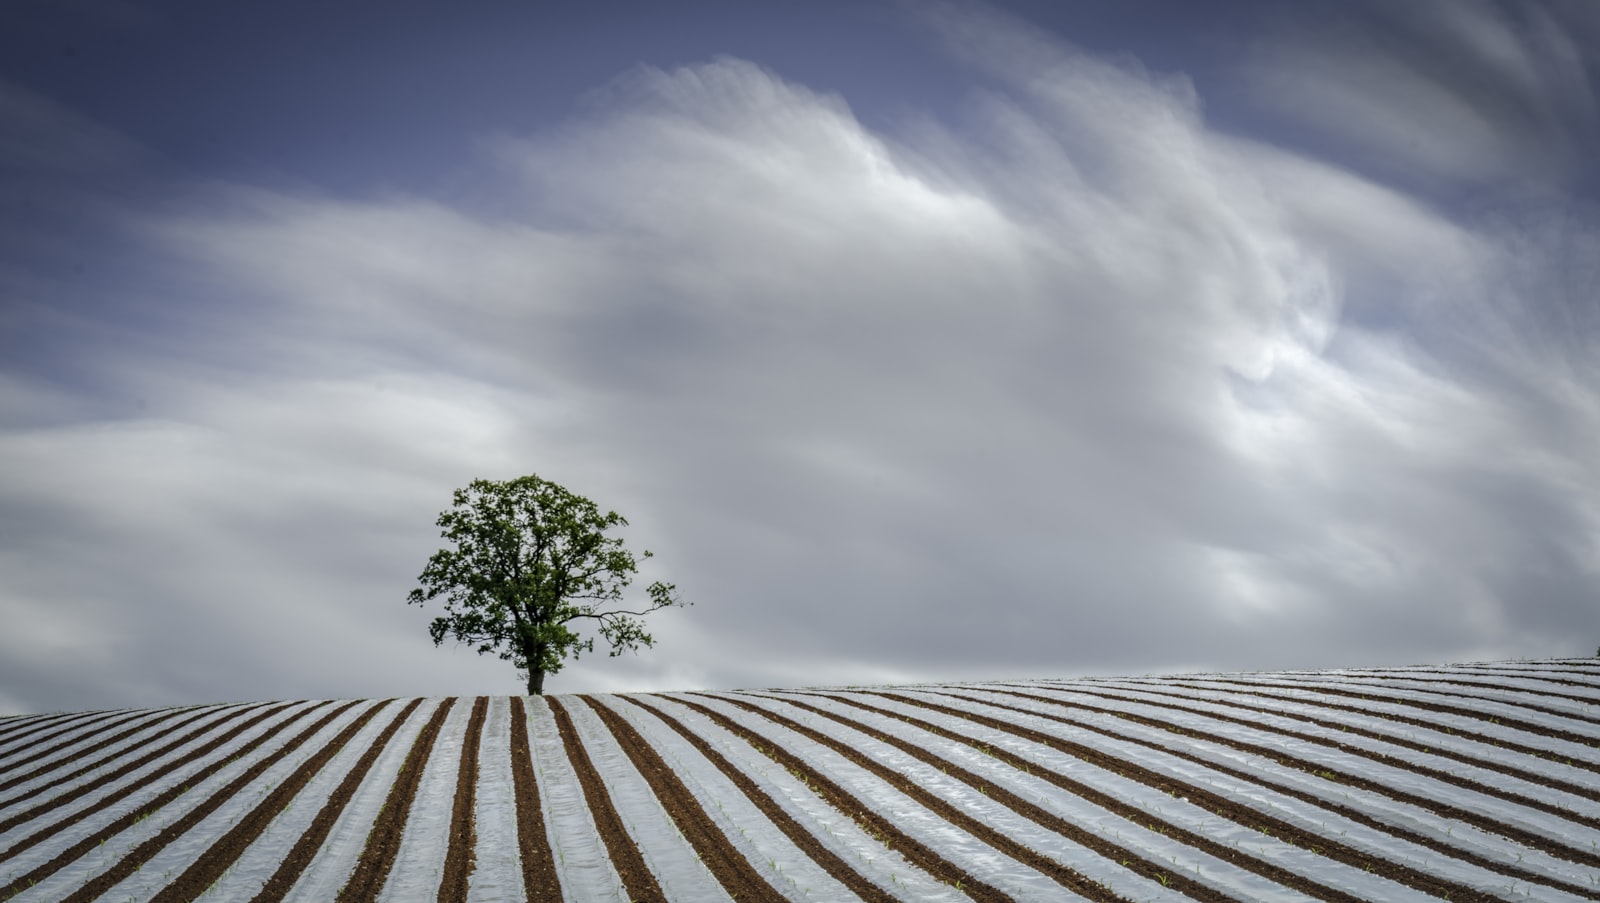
[3,659,1600,901]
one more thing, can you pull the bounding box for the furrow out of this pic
[1201,679,1600,766]
[245,699,426,903]
[670,693,1017,903]
[760,689,1262,903]
[870,689,1531,903]
[333,696,456,903]
[918,687,1600,900]
[581,694,789,903]
[979,685,1600,868]
[54,701,365,903]
[1091,680,1600,800]
[544,696,667,903]
[0,701,294,865]
[1043,681,1600,830]
[0,707,199,797]
[438,696,488,903]
[0,713,100,758]
[1283,672,1600,713]
[0,710,151,776]
[144,700,392,903]
[0,701,328,901]
[505,697,559,902]
[0,705,233,812]
[1261,675,1600,729]
[618,693,903,903]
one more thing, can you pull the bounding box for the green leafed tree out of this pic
[407,474,687,694]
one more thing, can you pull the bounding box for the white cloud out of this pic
[1,4,1597,713]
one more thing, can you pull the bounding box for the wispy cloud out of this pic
[1,2,1595,714]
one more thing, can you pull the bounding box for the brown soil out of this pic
[0,701,328,901]
[247,699,424,903]
[506,697,562,901]
[937,685,1600,899]
[1088,680,1600,808]
[779,691,1298,903]
[146,700,393,903]
[912,687,1600,902]
[619,694,901,903]
[1315,672,1600,727]
[670,694,1015,902]
[581,695,789,903]
[334,696,457,903]
[0,709,140,772]
[0,711,93,748]
[960,685,1600,877]
[0,706,201,796]
[1207,677,1600,761]
[1413,666,1600,692]
[1147,680,1600,832]
[545,696,666,903]
[0,702,289,858]
[437,696,488,903]
[59,701,365,903]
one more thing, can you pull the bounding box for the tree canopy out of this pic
[407,474,686,694]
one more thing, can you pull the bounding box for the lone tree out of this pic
[407,474,686,695]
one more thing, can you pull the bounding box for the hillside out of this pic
[2,659,1598,902]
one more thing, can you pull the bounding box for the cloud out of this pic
[1234,0,1600,195]
[2,2,1597,714]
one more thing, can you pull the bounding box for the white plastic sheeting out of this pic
[1085,679,1600,795]
[0,710,140,771]
[1200,677,1600,762]
[1004,681,1600,849]
[93,701,382,903]
[649,694,958,903]
[916,688,1597,902]
[4,701,334,903]
[1107,678,1600,790]
[0,702,320,877]
[595,694,859,903]
[376,697,471,902]
[522,696,624,903]
[560,697,735,903]
[937,686,1600,893]
[784,689,1310,903]
[190,699,407,902]
[0,705,237,814]
[273,698,441,901]
[693,692,1100,903]
[467,696,527,903]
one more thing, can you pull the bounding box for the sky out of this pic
[2,0,1597,716]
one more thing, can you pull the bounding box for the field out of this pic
[2,659,1599,902]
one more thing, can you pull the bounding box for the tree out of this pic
[407,474,686,695]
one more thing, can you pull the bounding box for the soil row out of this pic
[57,701,367,903]
[0,712,102,754]
[545,696,666,903]
[0,701,329,900]
[1274,670,1600,715]
[437,696,488,903]
[506,697,561,901]
[0,701,293,860]
[145,699,394,903]
[581,694,790,903]
[334,696,456,903]
[248,699,426,903]
[910,686,1600,900]
[1057,680,1600,821]
[0,709,144,775]
[986,683,1600,869]
[0,707,199,796]
[617,694,903,903]
[1201,677,1600,762]
[1030,682,1593,826]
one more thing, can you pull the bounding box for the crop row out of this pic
[2,659,1598,901]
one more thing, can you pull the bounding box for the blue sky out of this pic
[2,0,1598,715]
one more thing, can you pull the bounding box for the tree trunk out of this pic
[527,668,545,695]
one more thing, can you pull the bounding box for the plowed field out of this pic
[3,659,1599,901]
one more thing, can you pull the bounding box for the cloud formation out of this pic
[2,2,1596,714]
